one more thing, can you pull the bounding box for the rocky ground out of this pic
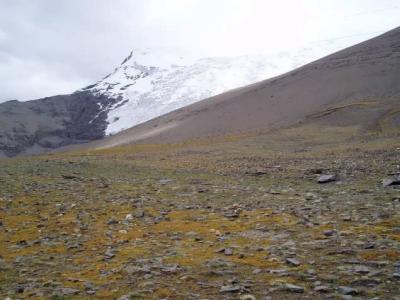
[0,123,399,299]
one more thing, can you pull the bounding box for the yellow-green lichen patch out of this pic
[359,249,400,261]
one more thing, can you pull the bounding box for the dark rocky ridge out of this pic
[0,92,116,157]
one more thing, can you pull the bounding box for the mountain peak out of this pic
[120,50,134,65]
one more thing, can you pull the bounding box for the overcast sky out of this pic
[0,0,399,102]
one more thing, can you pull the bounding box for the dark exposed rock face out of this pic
[0,91,117,157]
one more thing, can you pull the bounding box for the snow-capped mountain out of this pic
[0,37,366,156]
[80,42,355,135]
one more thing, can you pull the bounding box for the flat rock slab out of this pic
[318,174,337,183]
[382,176,400,187]
[286,258,301,266]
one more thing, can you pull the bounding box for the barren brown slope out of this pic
[78,27,400,150]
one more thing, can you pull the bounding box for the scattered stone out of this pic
[159,179,173,185]
[224,248,234,256]
[305,192,317,200]
[306,269,316,275]
[0,259,11,271]
[84,281,97,291]
[220,285,241,293]
[394,261,400,270]
[106,218,118,225]
[267,269,290,276]
[283,283,304,293]
[56,288,80,296]
[134,209,145,218]
[240,294,256,300]
[247,171,267,176]
[224,211,240,219]
[338,286,358,295]
[318,174,337,183]
[354,265,370,274]
[363,242,375,249]
[125,213,134,221]
[314,285,330,293]
[161,264,180,274]
[382,175,400,187]
[16,240,28,247]
[351,278,381,286]
[286,258,301,267]
[15,284,25,293]
[271,233,290,241]
[61,174,80,180]
[269,189,281,195]
[104,248,116,260]
[323,230,335,237]
[2,140,400,299]
[342,215,352,222]
[86,290,96,295]
[118,292,143,300]
[392,273,400,279]
[216,247,234,256]
[317,274,339,283]
[282,240,295,247]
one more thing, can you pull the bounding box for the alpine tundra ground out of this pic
[0,123,399,299]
